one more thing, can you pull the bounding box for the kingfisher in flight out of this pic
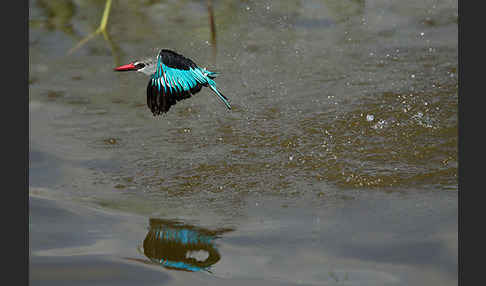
[114,49,231,116]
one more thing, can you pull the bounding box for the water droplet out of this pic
[104,138,117,145]
[372,119,387,130]
[366,114,374,121]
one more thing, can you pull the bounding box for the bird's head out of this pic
[114,59,155,75]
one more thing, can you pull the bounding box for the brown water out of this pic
[29,0,458,285]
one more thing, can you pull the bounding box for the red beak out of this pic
[114,63,137,71]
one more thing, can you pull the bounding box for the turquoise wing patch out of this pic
[153,55,210,95]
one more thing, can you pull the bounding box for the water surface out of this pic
[29,0,457,285]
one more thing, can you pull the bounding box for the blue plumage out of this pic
[146,49,231,116]
[142,218,233,273]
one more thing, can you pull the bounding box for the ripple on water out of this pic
[297,83,457,189]
[105,80,457,200]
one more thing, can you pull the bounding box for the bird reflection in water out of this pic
[136,218,233,273]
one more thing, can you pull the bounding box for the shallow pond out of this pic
[29,0,457,285]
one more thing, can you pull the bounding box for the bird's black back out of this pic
[158,49,198,70]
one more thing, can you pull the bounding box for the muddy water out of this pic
[29,0,457,285]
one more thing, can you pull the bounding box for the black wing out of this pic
[146,77,202,116]
[158,49,198,70]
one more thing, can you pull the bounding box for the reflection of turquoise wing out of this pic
[159,260,204,272]
[152,228,214,245]
[144,226,221,273]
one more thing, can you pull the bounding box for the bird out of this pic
[114,49,231,116]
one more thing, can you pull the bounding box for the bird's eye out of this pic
[136,63,145,69]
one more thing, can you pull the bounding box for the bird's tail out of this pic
[205,71,218,79]
[207,81,231,110]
